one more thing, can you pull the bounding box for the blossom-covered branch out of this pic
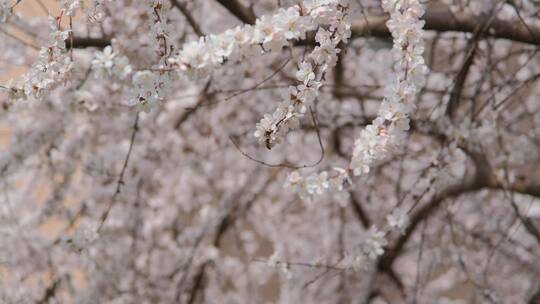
[350,0,428,176]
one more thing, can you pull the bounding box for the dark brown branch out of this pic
[378,138,491,278]
[338,119,537,271]
[333,42,346,99]
[68,37,110,49]
[445,29,479,119]
[215,0,256,25]
[507,193,540,246]
[348,192,406,291]
[175,80,212,130]
[378,165,540,282]
[446,6,501,120]
[69,7,540,49]
[377,177,485,275]
[170,0,205,37]
[37,279,60,304]
[529,284,540,304]
[349,190,370,228]
[351,8,540,46]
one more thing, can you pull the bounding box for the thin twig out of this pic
[170,0,205,37]
[97,113,140,232]
[229,106,324,169]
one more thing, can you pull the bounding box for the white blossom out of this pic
[73,224,99,247]
[93,46,116,70]
[296,62,315,85]
[386,208,410,234]
[58,0,80,15]
[274,6,308,40]
[284,168,350,200]
[296,82,320,105]
[350,0,427,176]
[362,226,388,260]
[91,45,132,79]
[12,16,73,99]
[266,251,292,279]
[129,71,162,112]
[267,251,281,268]
[310,43,340,67]
[250,4,349,149]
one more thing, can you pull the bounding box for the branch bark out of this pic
[215,0,256,25]
[69,7,540,49]
[377,177,485,275]
[170,0,205,37]
[68,37,110,49]
[374,127,540,282]
[352,7,540,46]
[530,284,540,304]
[377,165,540,282]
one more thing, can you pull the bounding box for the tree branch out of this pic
[378,172,540,281]
[377,177,485,275]
[215,0,256,25]
[68,37,110,49]
[170,0,205,37]
[529,284,540,304]
[69,7,540,49]
[352,7,540,46]
[37,278,60,304]
[349,190,371,228]
[445,5,502,119]
[98,113,139,232]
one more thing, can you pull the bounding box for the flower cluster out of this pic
[18,16,72,99]
[353,207,410,263]
[58,0,81,16]
[3,1,81,99]
[171,1,350,77]
[284,167,350,200]
[350,0,427,176]
[128,70,175,112]
[254,3,351,148]
[61,222,99,252]
[91,45,132,80]
[362,226,388,260]
[123,0,175,111]
[172,5,311,79]
[253,100,299,149]
[169,1,351,148]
